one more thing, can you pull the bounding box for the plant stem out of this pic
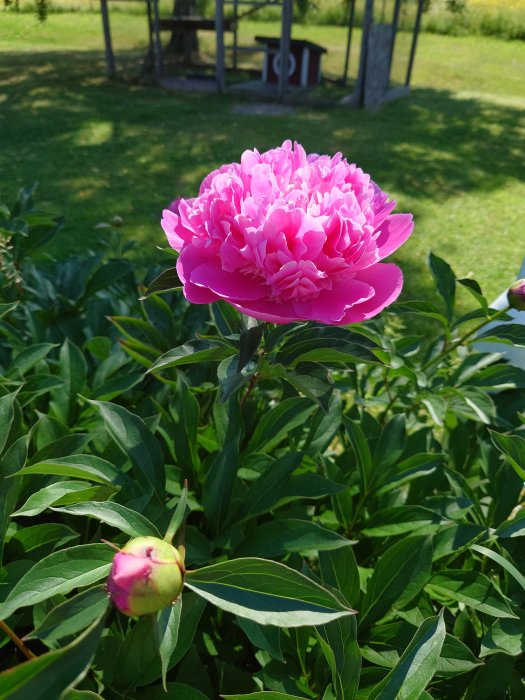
[0,620,36,660]
[240,372,258,407]
[421,305,511,371]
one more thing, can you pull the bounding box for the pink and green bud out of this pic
[507,279,525,311]
[107,536,184,616]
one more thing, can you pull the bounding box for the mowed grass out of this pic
[0,10,524,304]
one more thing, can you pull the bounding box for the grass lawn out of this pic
[1,10,524,304]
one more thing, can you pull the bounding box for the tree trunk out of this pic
[166,0,199,63]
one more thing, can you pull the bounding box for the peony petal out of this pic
[375,213,414,260]
[231,298,304,324]
[161,209,186,251]
[295,277,374,324]
[342,263,403,324]
[190,262,267,301]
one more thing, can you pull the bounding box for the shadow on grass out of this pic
[0,50,523,302]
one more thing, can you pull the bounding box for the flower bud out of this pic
[507,279,525,311]
[107,536,184,616]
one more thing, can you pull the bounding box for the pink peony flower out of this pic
[161,141,413,325]
[107,536,184,616]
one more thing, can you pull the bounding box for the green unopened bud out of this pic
[507,279,525,311]
[107,536,184,616]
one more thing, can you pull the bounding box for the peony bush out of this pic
[0,169,524,699]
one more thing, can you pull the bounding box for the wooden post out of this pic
[232,0,239,71]
[355,0,373,107]
[342,0,355,86]
[152,0,163,81]
[215,0,226,91]
[406,0,424,86]
[100,0,116,78]
[278,0,292,102]
[387,0,402,81]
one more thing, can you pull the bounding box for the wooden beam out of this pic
[100,0,116,77]
[215,0,227,92]
[278,0,292,102]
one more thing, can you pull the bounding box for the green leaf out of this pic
[480,616,525,657]
[238,322,264,372]
[462,652,515,700]
[359,536,433,630]
[361,506,443,537]
[458,277,488,312]
[367,613,446,700]
[12,482,116,518]
[136,684,208,700]
[0,614,105,699]
[344,418,373,492]
[0,391,19,456]
[490,430,525,480]
[140,266,182,299]
[14,455,121,485]
[421,395,447,426]
[0,302,18,320]
[425,570,518,618]
[235,519,352,558]
[89,400,165,513]
[276,328,379,367]
[114,592,206,689]
[223,694,307,700]
[7,343,57,378]
[149,341,236,372]
[233,452,304,521]
[393,300,449,327]
[49,340,87,425]
[211,299,241,338]
[0,544,114,620]
[316,616,360,700]
[373,414,406,471]
[29,434,92,463]
[319,547,360,608]
[0,435,28,563]
[477,323,525,347]
[83,260,132,298]
[496,509,525,538]
[18,375,64,405]
[283,371,332,411]
[237,618,284,662]
[51,502,161,539]
[217,354,255,402]
[185,557,355,627]
[438,634,482,677]
[6,523,78,555]
[429,252,456,321]
[375,454,442,495]
[433,523,487,561]
[164,482,188,544]
[284,343,379,367]
[62,690,103,699]
[471,544,525,592]
[202,441,239,533]
[156,599,182,691]
[467,364,525,391]
[26,587,109,645]
[170,374,201,482]
[246,398,315,454]
[91,371,144,402]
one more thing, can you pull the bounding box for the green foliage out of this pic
[0,198,524,698]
